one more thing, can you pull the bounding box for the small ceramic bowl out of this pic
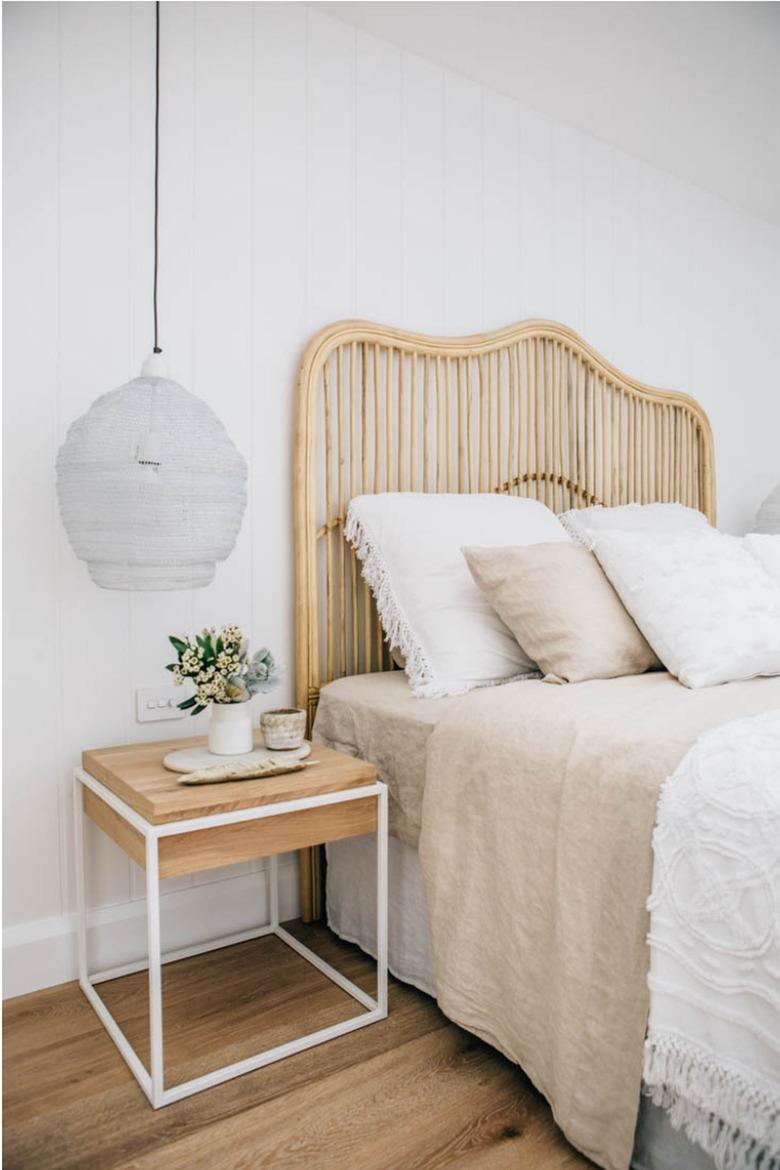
[260,707,307,751]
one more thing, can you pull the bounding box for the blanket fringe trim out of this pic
[643,1034,780,1170]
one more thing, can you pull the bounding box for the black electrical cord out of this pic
[153,0,162,354]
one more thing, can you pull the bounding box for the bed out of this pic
[293,319,778,1170]
[295,316,714,906]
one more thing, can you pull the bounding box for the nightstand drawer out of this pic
[83,787,377,878]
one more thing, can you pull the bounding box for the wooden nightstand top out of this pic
[82,735,376,826]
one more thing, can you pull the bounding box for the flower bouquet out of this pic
[166,625,281,754]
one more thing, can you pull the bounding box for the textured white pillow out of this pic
[592,528,780,688]
[345,493,570,697]
[559,502,709,550]
[744,533,780,583]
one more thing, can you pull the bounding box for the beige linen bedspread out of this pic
[418,671,780,1170]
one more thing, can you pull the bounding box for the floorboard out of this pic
[4,922,594,1170]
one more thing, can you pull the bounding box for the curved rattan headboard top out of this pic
[294,318,716,720]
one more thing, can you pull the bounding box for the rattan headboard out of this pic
[294,319,716,724]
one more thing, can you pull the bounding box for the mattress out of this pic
[313,671,461,846]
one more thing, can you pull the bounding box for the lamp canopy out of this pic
[56,369,247,590]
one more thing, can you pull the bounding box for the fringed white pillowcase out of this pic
[345,493,570,698]
[559,502,709,550]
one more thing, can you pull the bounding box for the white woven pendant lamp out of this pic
[57,353,247,590]
[56,3,247,591]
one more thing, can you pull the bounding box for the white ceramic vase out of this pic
[208,702,253,755]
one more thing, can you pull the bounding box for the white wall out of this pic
[4,1,780,996]
[322,1,780,227]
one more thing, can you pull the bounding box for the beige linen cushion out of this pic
[463,542,660,684]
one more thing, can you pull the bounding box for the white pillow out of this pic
[345,493,570,697]
[592,528,780,688]
[744,533,780,583]
[559,502,709,550]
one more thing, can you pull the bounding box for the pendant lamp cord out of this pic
[153,0,162,354]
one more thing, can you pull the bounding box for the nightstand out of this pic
[75,736,387,1108]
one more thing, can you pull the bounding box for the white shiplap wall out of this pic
[4,1,780,995]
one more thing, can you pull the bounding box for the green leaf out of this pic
[164,663,177,672]
[169,635,187,654]
[191,705,206,716]
[178,696,197,711]
[194,634,212,663]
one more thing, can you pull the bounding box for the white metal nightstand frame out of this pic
[73,766,388,1109]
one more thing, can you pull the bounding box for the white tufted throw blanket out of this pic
[644,711,780,1170]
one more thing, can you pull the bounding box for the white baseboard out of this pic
[3,859,300,1000]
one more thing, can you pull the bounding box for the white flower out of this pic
[181,646,203,675]
[196,679,224,704]
[221,624,244,646]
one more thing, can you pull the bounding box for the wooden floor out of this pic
[4,922,594,1170]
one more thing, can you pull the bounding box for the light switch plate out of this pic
[136,685,186,723]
